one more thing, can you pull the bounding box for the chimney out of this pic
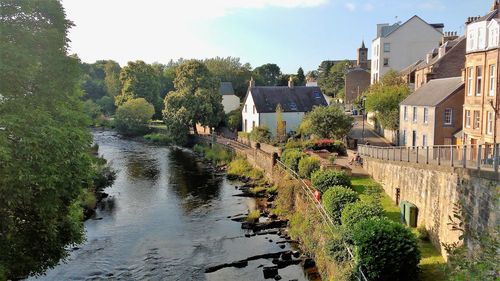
[491,0,499,11]
[288,76,294,88]
[441,31,459,45]
[249,77,255,88]
[426,53,433,64]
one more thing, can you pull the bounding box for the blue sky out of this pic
[61,0,488,73]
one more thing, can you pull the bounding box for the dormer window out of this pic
[289,102,297,111]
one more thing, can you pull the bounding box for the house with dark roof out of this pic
[220,82,240,113]
[241,77,327,135]
[371,15,444,84]
[399,77,464,146]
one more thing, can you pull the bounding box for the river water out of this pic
[32,131,312,281]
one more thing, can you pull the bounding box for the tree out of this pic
[322,186,359,224]
[364,70,410,130]
[318,60,352,97]
[226,108,242,132]
[0,1,94,278]
[300,105,354,139]
[296,67,306,86]
[114,98,155,136]
[80,61,107,101]
[163,60,224,142]
[204,57,252,99]
[253,63,282,86]
[115,60,162,116]
[276,104,286,142]
[103,60,121,97]
[96,95,115,116]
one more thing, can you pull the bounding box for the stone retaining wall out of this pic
[364,158,499,258]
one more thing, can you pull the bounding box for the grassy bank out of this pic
[351,177,446,281]
[193,143,234,165]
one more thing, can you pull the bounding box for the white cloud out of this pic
[345,2,356,12]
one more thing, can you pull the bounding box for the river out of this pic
[32,131,313,281]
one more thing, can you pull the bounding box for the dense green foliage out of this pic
[322,186,359,223]
[311,170,352,193]
[352,217,421,281]
[204,56,252,99]
[227,156,264,181]
[114,98,155,136]
[143,133,171,144]
[192,143,233,165]
[306,139,347,156]
[163,60,224,144]
[364,70,410,130]
[298,156,321,178]
[250,125,272,143]
[281,149,306,172]
[300,105,353,139]
[225,108,242,132]
[253,63,282,86]
[0,1,100,278]
[296,67,306,86]
[317,60,352,97]
[341,200,384,229]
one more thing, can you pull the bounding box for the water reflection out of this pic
[167,148,223,212]
[125,154,160,181]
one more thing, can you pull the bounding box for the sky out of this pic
[61,0,489,73]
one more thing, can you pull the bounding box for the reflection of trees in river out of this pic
[167,148,223,212]
[125,154,160,181]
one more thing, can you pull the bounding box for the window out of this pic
[383,58,389,66]
[469,31,475,50]
[423,107,429,124]
[489,64,496,96]
[476,66,483,96]
[465,110,471,128]
[412,107,417,122]
[403,106,408,121]
[444,108,453,125]
[244,119,247,132]
[383,43,391,52]
[473,110,480,129]
[422,134,427,147]
[245,104,248,112]
[402,130,406,145]
[487,111,494,135]
[253,105,256,114]
[467,67,473,96]
[252,121,256,130]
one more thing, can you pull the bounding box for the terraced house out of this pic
[463,1,500,156]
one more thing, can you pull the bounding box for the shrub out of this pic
[352,217,421,281]
[246,210,261,222]
[307,139,347,156]
[114,98,155,136]
[227,157,263,180]
[193,143,233,164]
[341,200,384,229]
[281,149,306,172]
[144,133,171,144]
[250,125,271,143]
[322,186,359,224]
[298,156,321,178]
[311,169,352,193]
[327,227,352,263]
[284,139,304,150]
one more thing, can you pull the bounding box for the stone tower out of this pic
[357,40,368,69]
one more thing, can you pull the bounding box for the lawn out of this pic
[351,176,447,281]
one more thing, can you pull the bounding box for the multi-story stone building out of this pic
[371,16,444,84]
[463,1,500,151]
[344,41,371,105]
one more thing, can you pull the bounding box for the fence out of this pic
[358,143,500,172]
[275,160,369,281]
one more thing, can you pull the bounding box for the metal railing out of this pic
[357,143,500,172]
[275,160,369,281]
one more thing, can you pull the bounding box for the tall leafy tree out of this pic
[0,0,94,278]
[253,63,282,86]
[204,57,252,99]
[318,60,352,97]
[296,67,306,86]
[300,105,354,139]
[103,60,121,97]
[115,60,162,116]
[163,60,224,143]
[364,70,410,130]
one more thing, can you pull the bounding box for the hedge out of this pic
[281,149,306,172]
[298,156,321,178]
[341,200,384,229]
[311,169,351,193]
[322,186,359,224]
[352,217,421,281]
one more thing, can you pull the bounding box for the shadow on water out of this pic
[125,154,160,181]
[167,148,223,212]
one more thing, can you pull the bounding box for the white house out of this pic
[220,82,240,113]
[371,15,444,84]
[241,78,328,136]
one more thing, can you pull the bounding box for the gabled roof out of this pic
[244,86,327,113]
[379,15,443,38]
[401,77,464,106]
[400,59,424,76]
[415,36,466,71]
[219,82,234,96]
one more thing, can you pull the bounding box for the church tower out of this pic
[357,40,368,69]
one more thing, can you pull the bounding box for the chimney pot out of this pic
[249,77,255,88]
[288,76,294,88]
